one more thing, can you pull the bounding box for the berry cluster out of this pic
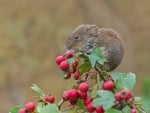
[115,89,133,102]
[101,79,137,112]
[62,82,89,103]
[62,82,105,113]
[56,51,80,80]
[55,51,141,113]
[19,102,36,113]
[18,94,55,113]
[10,48,146,113]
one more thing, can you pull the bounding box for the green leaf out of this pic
[93,90,115,110]
[9,105,22,113]
[118,72,136,90]
[37,102,45,112]
[88,47,107,68]
[140,97,150,113]
[76,99,85,110]
[40,104,61,113]
[122,105,130,113]
[60,70,67,78]
[79,62,91,74]
[110,72,126,80]
[31,84,45,98]
[67,58,74,64]
[111,72,136,90]
[90,84,98,98]
[67,58,75,72]
[105,108,122,113]
[134,97,141,102]
[75,52,83,57]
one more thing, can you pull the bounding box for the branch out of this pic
[94,62,106,82]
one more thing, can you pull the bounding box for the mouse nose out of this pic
[65,44,74,52]
[65,44,71,50]
[64,48,76,53]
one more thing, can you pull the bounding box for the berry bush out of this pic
[9,47,148,113]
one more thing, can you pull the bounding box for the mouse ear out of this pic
[86,25,98,36]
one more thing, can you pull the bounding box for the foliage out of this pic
[93,90,115,110]
[9,47,147,113]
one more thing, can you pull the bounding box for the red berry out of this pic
[65,51,74,59]
[72,60,78,71]
[68,89,79,100]
[96,106,105,113]
[84,97,93,106]
[74,70,80,80]
[56,56,65,65]
[120,89,133,101]
[25,102,36,112]
[79,82,89,92]
[131,109,137,113]
[65,72,72,79]
[115,92,123,102]
[69,98,78,105]
[19,108,26,113]
[86,102,96,113]
[59,60,69,71]
[45,95,55,103]
[79,92,87,99]
[63,91,70,101]
[102,80,115,91]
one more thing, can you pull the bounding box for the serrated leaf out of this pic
[88,47,107,68]
[110,72,126,80]
[111,72,136,90]
[106,108,122,113]
[118,72,136,90]
[40,104,61,113]
[93,90,115,110]
[31,84,45,98]
[79,62,91,74]
[9,105,22,113]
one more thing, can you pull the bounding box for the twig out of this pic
[61,106,75,113]
[138,106,148,113]
[112,101,126,110]
[58,99,65,110]
[94,62,106,82]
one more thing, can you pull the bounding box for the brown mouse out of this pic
[65,25,124,71]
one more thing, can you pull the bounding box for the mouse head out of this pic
[65,24,98,52]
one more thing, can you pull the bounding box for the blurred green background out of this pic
[0,0,150,112]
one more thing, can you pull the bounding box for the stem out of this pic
[83,73,89,81]
[94,62,106,82]
[112,101,126,110]
[138,106,148,113]
[61,106,75,113]
[58,99,65,110]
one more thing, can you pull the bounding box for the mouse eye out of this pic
[72,35,80,40]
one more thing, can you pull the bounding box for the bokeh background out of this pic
[1,0,150,112]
